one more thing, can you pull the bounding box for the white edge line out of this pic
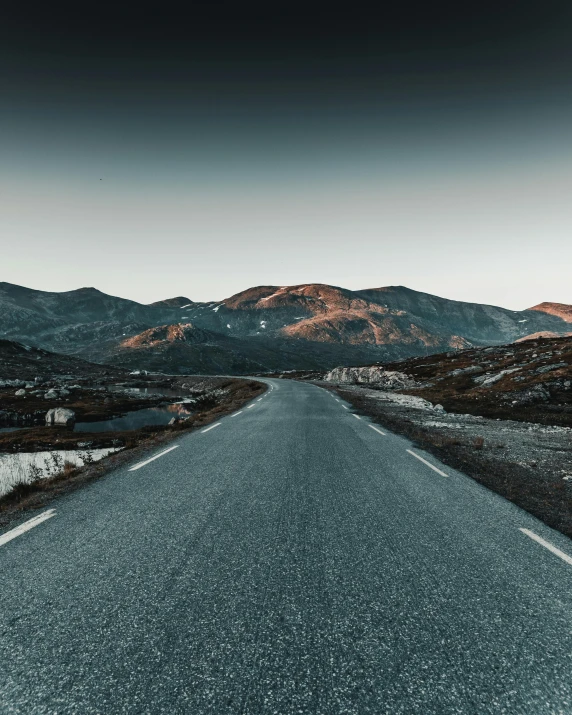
[201,422,221,433]
[0,509,56,547]
[231,410,243,417]
[128,445,179,471]
[519,528,572,566]
[352,414,361,420]
[406,449,449,477]
[369,424,386,436]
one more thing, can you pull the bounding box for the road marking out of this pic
[201,423,221,433]
[519,528,572,566]
[0,509,56,547]
[247,404,256,409]
[406,449,448,477]
[369,425,386,436]
[352,414,361,420]
[129,445,179,471]
[342,405,349,410]
[231,411,243,417]
[257,398,263,401]
[335,399,340,403]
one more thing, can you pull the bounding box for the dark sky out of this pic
[2,2,572,306]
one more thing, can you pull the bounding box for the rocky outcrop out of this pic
[323,366,417,389]
[45,408,76,428]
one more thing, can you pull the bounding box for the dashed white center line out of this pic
[352,414,361,420]
[519,528,572,566]
[257,398,263,401]
[406,449,449,477]
[335,399,340,403]
[129,445,179,471]
[247,404,256,409]
[369,424,386,436]
[231,411,243,417]
[201,422,221,433]
[0,509,56,547]
[342,405,349,410]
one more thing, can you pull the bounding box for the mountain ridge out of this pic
[0,281,570,374]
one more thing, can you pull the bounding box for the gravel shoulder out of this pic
[321,383,572,539]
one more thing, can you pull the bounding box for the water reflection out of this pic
[74,403,193,432]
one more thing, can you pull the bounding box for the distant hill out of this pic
[0,281,570,374]
[103,323,398,375]
[0,340,124,381]
[529,302,572,323]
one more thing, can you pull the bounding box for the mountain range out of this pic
[0,281,570,374]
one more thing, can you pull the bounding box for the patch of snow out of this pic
[518,319,528,323]
[180,304,192,309]
[0,448,122,498]
[226,324,231,329]
[213,306,221,312]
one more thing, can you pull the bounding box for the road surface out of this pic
[1,379,571,714]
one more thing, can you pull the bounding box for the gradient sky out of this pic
[1,2,572,308]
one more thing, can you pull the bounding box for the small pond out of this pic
[74,402,194,432]
[106,386,185,399]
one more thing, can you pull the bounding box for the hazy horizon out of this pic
[2,2,572,310]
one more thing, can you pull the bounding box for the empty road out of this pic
[1,379,571,714]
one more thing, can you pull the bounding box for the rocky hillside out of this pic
[1,281,570,373]
[530,302,572,323]
[328,335,572,427]
[103,323,398,375]
[0,340,124,382]
[180,284,571,347]
[0,283,183,342]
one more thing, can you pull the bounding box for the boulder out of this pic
[15,389,26,396]
[0,380,26,388]
[44,390,58,399]
[323,366,417,389]
[45,408,76,428]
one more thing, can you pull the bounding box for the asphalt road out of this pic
[1,378,572,714]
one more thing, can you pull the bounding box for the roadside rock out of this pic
[15,389,26,396]
[45,408,76,428]
[324,366,417,389]
[473,367,521,387]
[508,384,551,406]
[535,362,568,374]
[0,380,26,388]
